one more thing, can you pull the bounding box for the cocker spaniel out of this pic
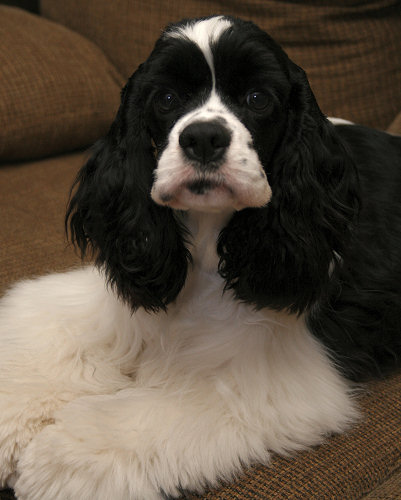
[1,15,401,500]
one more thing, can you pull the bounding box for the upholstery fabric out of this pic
[0,7,123,161]
[41,0,401,130]
[364,466,401,498]
[0,152,84,294]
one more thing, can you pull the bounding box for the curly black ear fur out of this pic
[66,67,191,312]
[218,60,360,314]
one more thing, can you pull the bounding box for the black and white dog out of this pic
[1,15,401,500]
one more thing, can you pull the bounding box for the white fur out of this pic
[0,210,358,500]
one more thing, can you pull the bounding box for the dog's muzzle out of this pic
[151,103,272,212]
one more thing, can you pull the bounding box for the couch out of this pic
[1,1,401,498]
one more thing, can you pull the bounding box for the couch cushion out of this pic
[41,0,401,130]
[364,466,401,498]
[0,7,124,161]
[0,152,85,295]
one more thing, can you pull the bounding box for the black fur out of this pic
[67,16,401,380]
[308,125,401,380]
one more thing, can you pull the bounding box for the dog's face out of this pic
[67,16,358,312]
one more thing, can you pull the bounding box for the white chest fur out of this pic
[130,210,357,452]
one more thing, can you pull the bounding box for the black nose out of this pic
[179,120,231,165]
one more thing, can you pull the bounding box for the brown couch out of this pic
[1,1,401,498]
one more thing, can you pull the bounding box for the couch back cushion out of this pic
[41,0,401,131]
[0,6,124,161]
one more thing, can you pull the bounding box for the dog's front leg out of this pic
[13,385,269,500]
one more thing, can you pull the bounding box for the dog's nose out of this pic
[179,121,231,165]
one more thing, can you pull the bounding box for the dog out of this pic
[1,15,401,500]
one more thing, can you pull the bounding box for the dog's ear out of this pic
[218,60,359,313]
[66,66,190,312]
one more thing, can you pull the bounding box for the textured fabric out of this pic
[41,0,401,130]
[1,152,401,499]
[0,152,84,294]
[364,466,401,498]
[0,7,123,161]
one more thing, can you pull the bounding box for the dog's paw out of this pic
[13,389,270,500]
[0,400,55,488]
[14,422,164,500]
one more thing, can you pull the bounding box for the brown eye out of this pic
[246,91,269,111]
[156,92,179,114]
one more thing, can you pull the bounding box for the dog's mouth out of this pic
[151,160,272,212]
[152,167,272,212]
[186,178,226,195]
[155,175,236,212]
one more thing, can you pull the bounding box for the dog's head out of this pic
[149,17,275,213]
[67,16,359,313]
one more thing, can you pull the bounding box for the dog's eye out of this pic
[155,92,179,114]
[246,91,269,112]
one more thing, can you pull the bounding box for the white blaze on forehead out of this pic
[166,16,232,87]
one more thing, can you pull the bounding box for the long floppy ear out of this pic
[66,67,190,312]
[218,60,360,314]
